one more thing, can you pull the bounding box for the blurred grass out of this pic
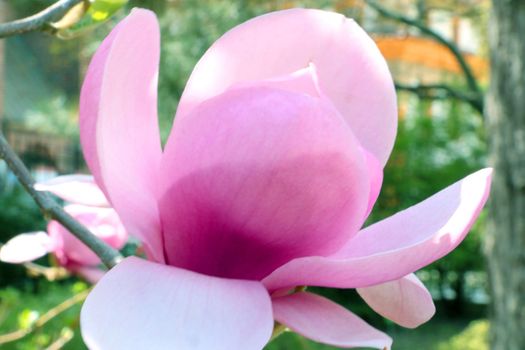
[0,281,488,350]
[267,318,487,349]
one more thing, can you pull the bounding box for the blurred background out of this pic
[0,0,516,349]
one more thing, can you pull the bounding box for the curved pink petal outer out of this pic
[79,9,163,262]
[160,86,369,280]
[0,232,55,263]
[229,66,384,228]
[35,175,109,207]
[362,148,383,219]
[232,63,322,98]
[357,273,435,328]
[49,205,127,267]
[272,292,392,349]
[263,168,492,291]
[176,8,397,165]
[81,257,273,350]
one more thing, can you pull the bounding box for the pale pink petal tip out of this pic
[0,232,55,264]
[35,175,109,207]
[357,273,436,328]
[272,292,392,349]
[81,257,274,350]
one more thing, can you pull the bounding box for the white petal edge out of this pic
[0,232,55,263]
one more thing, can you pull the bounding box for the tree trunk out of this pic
[485,1,525,349]
[0,0,7,128]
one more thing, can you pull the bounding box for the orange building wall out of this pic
[375,36,488,81]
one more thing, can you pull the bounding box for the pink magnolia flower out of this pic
[0,179,127,283]
[78,8,492,350]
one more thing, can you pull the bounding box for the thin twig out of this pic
[0,288,90,344]
[46,327,74,350]
[0,132,122,268]
[365,0,483,106]
[0,0,84,38]
[23,262,70,281]
[395,82,483,112]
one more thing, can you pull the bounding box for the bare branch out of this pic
[395,82,484,112]
[23,262,70,280]
[46,327,74,350]
[0,288,89,345]
[0,0,84,39]
[0,132,122,268]
[365,0,483,104]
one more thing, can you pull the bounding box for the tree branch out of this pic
[0,0,84,38]
[0,132,122,268]
[395,82,484,112]
[365,0,483,105]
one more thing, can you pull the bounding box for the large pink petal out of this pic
[35,175,109,207]
[81,257,273,350]
[272,292,392,349]
[49,205,127,267]
[176,9,397,165]
[160,86,369,280]
[0,232,55,263]
[79,9,163,262]
[357,273,435,328]
[263,168,492,290]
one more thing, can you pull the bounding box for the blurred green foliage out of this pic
[0,186,44,238]
[0,281,87,350]
[22,95,79,136]
[437,320,489,350]
[0,164,47,287]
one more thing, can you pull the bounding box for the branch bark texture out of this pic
[0,0,83,38]
[395,82,483,112]
[0,132,122,268]
[485,1,525,349]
